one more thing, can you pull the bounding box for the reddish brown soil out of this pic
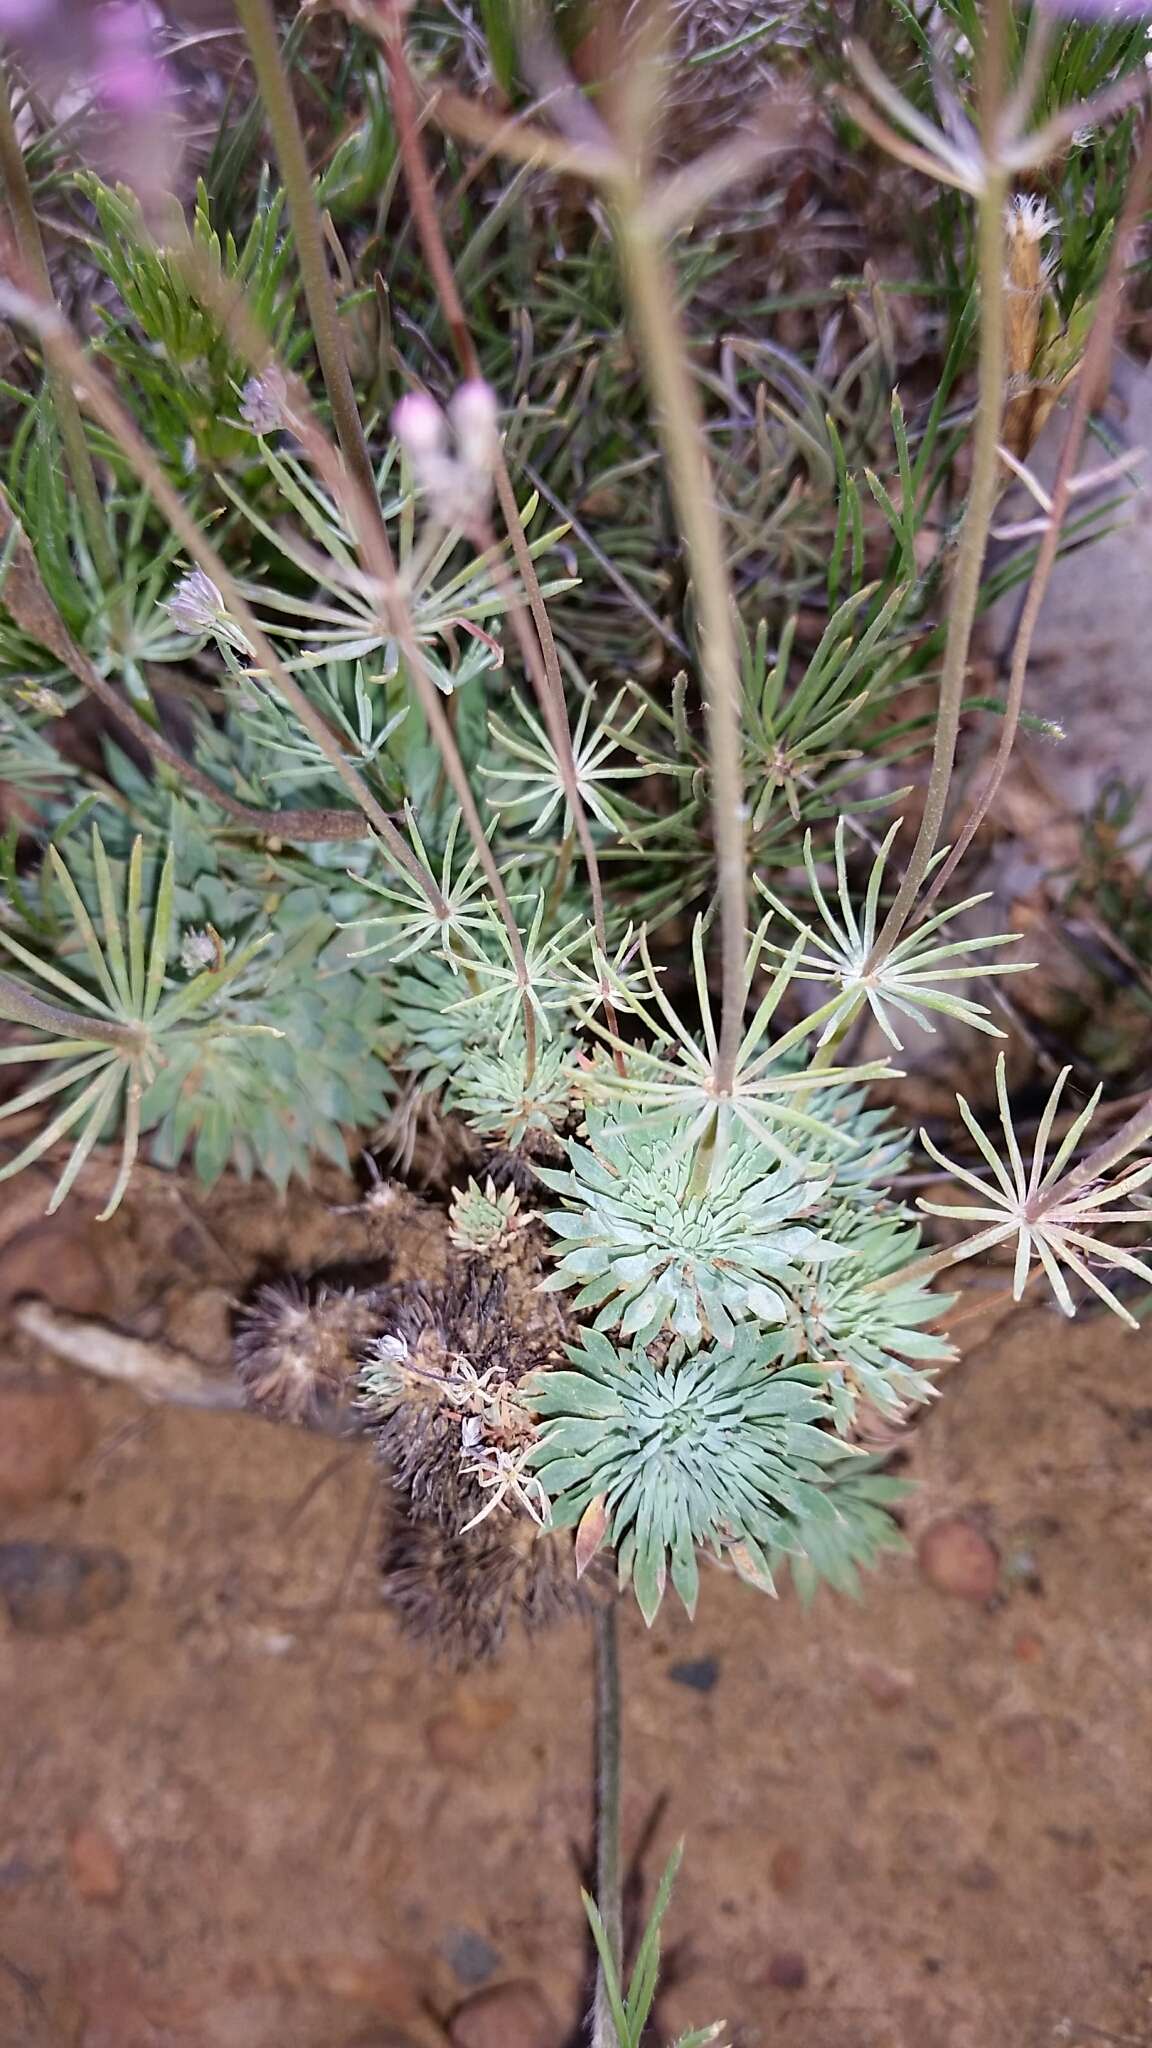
[0,1168,1150,2048]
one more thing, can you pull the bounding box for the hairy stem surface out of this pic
[591,1598,622,2048]
[0,66,123,634]
[866,1,1010,965]
[233,0,378,507]
[614,201,747,1095]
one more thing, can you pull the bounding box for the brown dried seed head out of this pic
[233,1279,384,1424]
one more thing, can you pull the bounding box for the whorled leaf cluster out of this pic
[4,2,1151,1665]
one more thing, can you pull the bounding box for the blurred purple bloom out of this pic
[1037,0,1152,13]
[0,0,183,210]
[240,362,290,436]
[392,381,501,530]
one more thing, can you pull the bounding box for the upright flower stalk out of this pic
[0,63,123,641]
[370,1,620,1045]
[612,189,749,1100]
[864,0,1010,967]
[232,0,378,508]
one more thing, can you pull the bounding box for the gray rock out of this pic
[0,1541,131,1633]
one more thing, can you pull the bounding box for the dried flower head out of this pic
[359,1268,554,1527]
[378,1507,588,1665]
[179,925,221,976]
[164,569,252,654]
[234,1278,386,1424]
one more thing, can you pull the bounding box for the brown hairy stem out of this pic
[0,65,123,631]
[172,243,538,1065]
[373,2,618,1028]
[232,0,378,509]
[920,112,1152,915]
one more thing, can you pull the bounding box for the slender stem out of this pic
[1041,1096,1152,1208]
[865,1222,1012,1295]
[920,113,1152,916]
[232,0,378,508]
[170,248,541,1064]
[614,197,747,1095]
[377,3,477,373]
[0,65,122,630]
[591,1598,622,2048]
[0,973,141,1048]
[375,6,608,1053]
[866,2,1009,967]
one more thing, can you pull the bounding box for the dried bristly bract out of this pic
[378,1509,589,1666]
[359,1268,548,1529]
[1003,194,1059,464]
[448,1175,528,1257]
[234,1278,387,1424]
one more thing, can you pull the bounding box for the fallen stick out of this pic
[12,1300,365,1439]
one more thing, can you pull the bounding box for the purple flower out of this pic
[0,0,183,210]
[165,567,224,636]
[240,363,290,436]
[1037,0,1151,13]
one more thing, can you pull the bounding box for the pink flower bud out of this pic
[392,391,446,460]
[0,0,55,38]
[92,6,159,109]
[449,379,499,473]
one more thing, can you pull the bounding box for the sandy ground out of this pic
[0,1158,1150,2048]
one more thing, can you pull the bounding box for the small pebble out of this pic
[450,1981,554,2048]
[766,1951,808,1992]
[916,1517,1000,1601]
[668,1657,719,1694]
[443,1929,501,1989]
[0,1542,130,1634]
[769,1844,804,1897]
[1012,1629,1045,1662]
[857,1659,915,1708]
[67,1824,125,1903]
